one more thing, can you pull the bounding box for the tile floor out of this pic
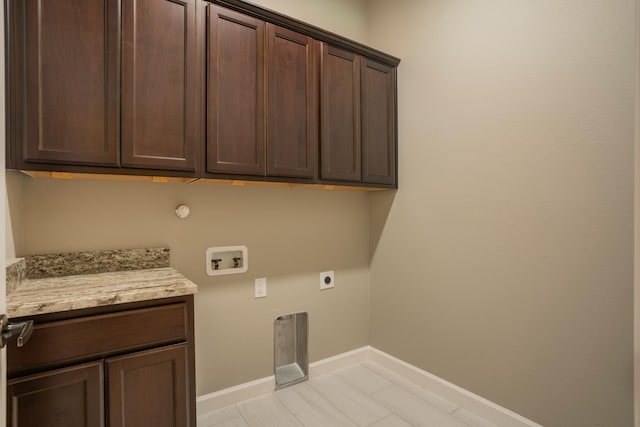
[198,361,497,427]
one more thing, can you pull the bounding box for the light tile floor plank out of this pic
[199,405,242,426]
[211,417,250,427]
[308,372,391,426]
[452,408,498,427]
[367,414,416,427]
[362,361,459,414]
[275,383,357,427]
[336,364,392,394]
[371,384,469,427]
[237,394,302,427]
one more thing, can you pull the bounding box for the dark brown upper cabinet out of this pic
[7,0,119,167]
[6,0,197,173]
[320,44,362,182]
[361,58,397,186]
[319,44,398,187]
[206,5,266,176]
[206,6,317,180]
[6,0,399,189]
[120,0,197,172]
[267,24,317,179]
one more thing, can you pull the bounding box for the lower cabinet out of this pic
[9,345,188,427]
[107,345,188,427]
[6,296,196,427]
[8,362,104,427]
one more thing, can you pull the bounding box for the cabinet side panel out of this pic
[23,0,118,166]
[207,6,265,175]
[362,59,396,185]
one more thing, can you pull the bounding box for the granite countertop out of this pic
[6,248,198,318]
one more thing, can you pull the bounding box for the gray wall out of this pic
[367,1,635,426]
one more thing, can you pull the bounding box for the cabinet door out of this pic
[8,0,119,166]
[267,25,316,178]
[8,362,104,427]
[120,0,196,171]
[107,344,189,427]
[361,59,397,186]
[320,44,361,182]
[207,6,266,176]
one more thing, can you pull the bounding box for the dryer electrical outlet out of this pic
[320,271,334,290]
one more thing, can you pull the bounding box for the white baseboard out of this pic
[308,346,371,377]
[196,374,275,416]
[197,346,542,427]
[366,347,543,427]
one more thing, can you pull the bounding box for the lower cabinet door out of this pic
[106,344,189,427]
[7,361,104,427]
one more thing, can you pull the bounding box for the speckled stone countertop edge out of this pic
[6,267,198,318]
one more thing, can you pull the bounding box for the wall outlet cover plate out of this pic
[255,278,267,298]
[320,271,334,290]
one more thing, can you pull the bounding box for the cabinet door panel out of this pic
[121,0,196,171]
[320,44,361,182]
[267,25,316,178]
[107,344,189,427]
[362,59,396,186]
[207,6,265,175]
[17,0,119,166]
[8,362,104,427]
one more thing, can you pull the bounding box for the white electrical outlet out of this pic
[255,278,267,298]
[320,271,334,290]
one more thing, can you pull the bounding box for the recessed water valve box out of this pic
[206,246,248,276]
